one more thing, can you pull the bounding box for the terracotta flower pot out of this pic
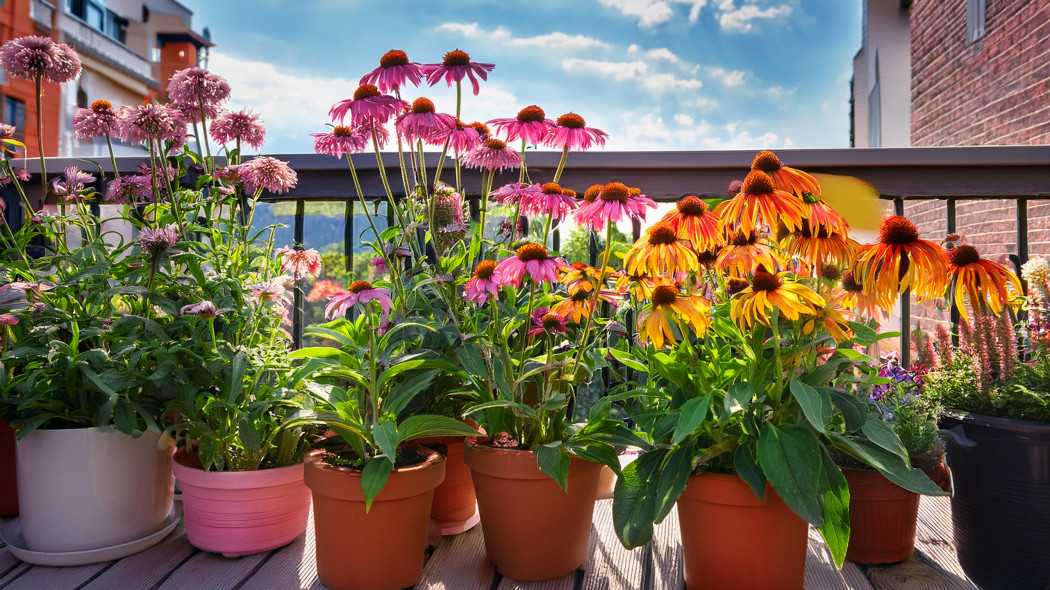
[0,418,17,516]
[842,467,920,564]
[304,449,446,590]
[464,441,602,581]
[419,437,480,535]
[677,472,808,590]
[172,449,311,557]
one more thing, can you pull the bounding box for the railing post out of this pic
[1017,197,1029,268]
[895,197,911,367]
[292,200,305,349]
[946,198,960,346]
[344,201,354,273]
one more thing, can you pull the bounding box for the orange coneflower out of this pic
[637,282,710,349]
[552,287,618,323]
[785,220,858,268]
[624,222,698,276]
[803,194,850,237]
[717,229,783,278]
[802,289,855,343]
[751,150,821,198]
[947,244,1023,321]
[730,268,825,330]
[839,271,887,320]
[852,216,949,307]
[660,195,724,251]
[558,262,605,292]
[715,170,808,235]
[616,271,657,300]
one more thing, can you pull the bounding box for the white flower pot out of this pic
[15,427,175,553]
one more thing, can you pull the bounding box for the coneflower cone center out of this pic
[541,182,563,194]
[600,182,630,202]
[727,277,750,296]
[485,138,506,150]
[751,271,782,292]
[349,280,373,293]
[557,113,585,128]
[729,230,756,247]
[879,216,920,244]
[742,170,775,195]
[561,188,576,197]
[516,243,549,262]
[517,105,545,122]
[353,84,381,100]
[571,289,591,302]
[90,99,112,112]
[541,314,562,330]
[380,50,409,67]
[697,249,719,265]
[677,196,707,215]
[443,50,471,66]
[652,285,678,305]
[648,224,678,245]
[949,244,981,266]
[411,97,435,114]
[752,150,783,172]
[798,220,830,239]
[475,260,497,279]
[819,263,842,281]
[468,122,490,136]
[333,126,354,137]
[841,272,863,292]
[583,184,602,203]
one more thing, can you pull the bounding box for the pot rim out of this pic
[303,447,444,476]
[172,450,305,488]
[942,410,1050,434]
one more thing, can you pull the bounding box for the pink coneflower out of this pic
[488,106,554,145]
[72,100,122,140]
[371,255,388,274]
[242,156,298,194]
[139,224,179,257]
[0,314,17,326]
[121,103,183,144]
[329,84,408,127]
[167,67,230,108]
[169,101,220,125]
[324,280,392,323]
[1,36,81,83]
[210,109,266,149]
[545,113,607,151]
[181,301,218,318]
[491,181,541,206]
[528,307,569,338]
[396,97,456,144]
[524,182,579,220]
[248,275,293,305]
[465,260,501,306]
[423,49,494,96]
[360,50,425,93]
[51,166,96,202]
[311,124,368,157]
[495,243,562,286]
[0,167,31,188]
[307,279,344,303]
[437,119,484,155]
[276,246,322,280]
[574,182,657,232]
[214,164,246,187]
[8,281,53,297]
[461,138,521,172]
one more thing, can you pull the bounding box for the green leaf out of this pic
[373,421,399,460]
[225,352,247,405]
[672,395,710,445]
[733,443,766,501]
[653,442,695,524]
[790,380,832,432]
[454,344,487,376]
[817,447,850,567]
[612,449,664,549]
[360,457,394,512]
[384,369,437,417]
[239,415,262,454]
[609,348,649,373]
[757,423,825,526]
[535,443,570,492]
[826,388,868,432]
[861,415,910,462]
[397,415,479,442]
[830,434,947,496]
[724,382,754,415]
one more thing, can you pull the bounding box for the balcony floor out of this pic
[0,496,975,589]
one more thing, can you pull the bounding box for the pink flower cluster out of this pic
[276,247,322,280]
[241,156,298,195]
[0,36,80,83]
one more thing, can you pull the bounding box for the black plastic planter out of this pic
[941,412,1050,590]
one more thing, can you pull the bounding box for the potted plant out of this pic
[921,249,1048,590]
[609,153,948,589]
[840,353,947,564]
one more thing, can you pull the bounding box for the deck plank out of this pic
[80,520,196,590]
[580,500,645,590]
[1,561,111,589]
[804,528,872,590]
[493,511,601,590]
[866,552,977,590]
[155,547,272,590]
[914,496,972,583]
[237,509,317,590]
[416,524,495,590]
[649,505,684,590]
[0,561,31,586]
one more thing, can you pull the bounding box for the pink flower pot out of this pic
[172,450,311,558]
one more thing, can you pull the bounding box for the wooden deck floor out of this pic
[0,496,976,590]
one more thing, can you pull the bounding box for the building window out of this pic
[967,0,986,43]
[66,0,127,44]
[1,96,26,140]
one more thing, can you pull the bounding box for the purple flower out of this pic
[461,138,521,173]
[1,36,81,83]
[169,101,220,125]
[139,224,179,257]
[167,67,230,109]
[72,100,122,140]
[527,307,568,338]
[422,50,494,96]
[51,167,96,201]
[435,119,484,155]
[311,124,368,157]
[105,175,151,204]
[181,301,218,318]
[371,255,388,274]
[210,109,266,149]
[395,97,456,145]
[0,314,17,326]
[360,50,425,93]
[241,156,297,195]
[329,84,408,127]
[120,104,184,144]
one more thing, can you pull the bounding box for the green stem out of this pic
[34,75,45,213]
[518,138,527,184]
[345,153,408,311]
[552,146,570,184]
[568,219,615,377]
[105,134,121,180]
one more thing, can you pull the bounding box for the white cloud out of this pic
[561,58,702,92]
[598,0,708,28]
[436,22,609,51]
[765,85,796,98]
[707,66,747,86]
[627,45,682,64]
[606,110,787,151]
[717,0,792,33]
[645,72,703,92]
[674,113,695,126]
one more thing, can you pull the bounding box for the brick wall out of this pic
[911,0,1050,146]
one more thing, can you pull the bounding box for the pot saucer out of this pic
[0,507,180,567]
[435,508,481,536]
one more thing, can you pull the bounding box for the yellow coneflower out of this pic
[638,282,710,349]
[751,150,821,197]
[731,268,825,330]
[717,229,783,278]
[852,216,949,307]
[558,262,607,293]
[802,290,855,343]
[715,170,808,234]
[616,271,657,300]
[803,196,851,238]
[947,244,1023,321]
[624,222,698,276]
[659,195,724,251]
[552,287,618,323]
[839,271,886,320]
[785,220,858,268]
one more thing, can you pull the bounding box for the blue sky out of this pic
[178,0,861,155]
